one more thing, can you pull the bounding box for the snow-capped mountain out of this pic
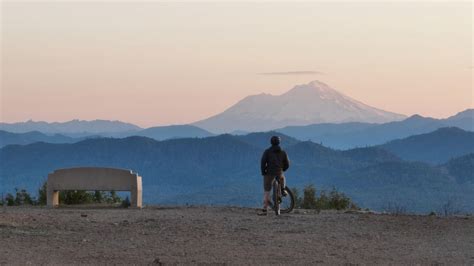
[193,80,406,133]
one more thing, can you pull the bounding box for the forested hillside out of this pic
[1,133,472,212]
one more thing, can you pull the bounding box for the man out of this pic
[260,135,290,215]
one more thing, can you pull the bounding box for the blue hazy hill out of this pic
[132,125,215,140]
[379,127,474,164]
[1,132,472,213]
[0,130,80,148]
[276,109,473,149]
[443,153,474,184]
[0,119,142,137]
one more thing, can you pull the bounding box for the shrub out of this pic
[291,187,303,208]
[121,196,131,208]
[302,185,317,209]
[4,182,125,206]
[14,188,34,205]
[5,193,15,206]
[37,181,47,205]
[93,190,105,203]
[107,190,122,204]
[60,190,94,205]
[327,187,352,210]
[295,184,358,211]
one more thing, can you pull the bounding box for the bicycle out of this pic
[270,175,295,215]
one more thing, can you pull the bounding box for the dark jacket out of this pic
[261,145,290,176]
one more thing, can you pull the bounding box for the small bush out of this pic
[121,196,131,208]
[291,187,303,208]
[5,193,15,206]
[302,185,317,209]
[60,190,94,205]
[37,181,47,205]
[4,182,124,206]
[107,190,122,204]
[14,188,34,205]
[93,190,105,203]
[296,184,358,211]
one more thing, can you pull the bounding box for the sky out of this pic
[1,1,472,127]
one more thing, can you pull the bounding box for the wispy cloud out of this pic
[258,71,323,76]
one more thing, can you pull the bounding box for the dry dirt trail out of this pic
[0,206,473,265]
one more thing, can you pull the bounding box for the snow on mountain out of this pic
[193,80,406,133]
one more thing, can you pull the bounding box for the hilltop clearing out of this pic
[0,206,473,264]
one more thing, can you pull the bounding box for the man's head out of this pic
[270,136,281,146]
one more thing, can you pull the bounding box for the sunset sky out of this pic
[1,1,472,127]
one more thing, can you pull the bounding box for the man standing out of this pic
[260,136,290,215]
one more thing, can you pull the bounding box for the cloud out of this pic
[258,71,323,76]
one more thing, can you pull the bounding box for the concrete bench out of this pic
[47,167,142,208]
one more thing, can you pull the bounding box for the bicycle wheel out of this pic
[272,180,281,215]
[279,186,295,214]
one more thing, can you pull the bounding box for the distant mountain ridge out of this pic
[193,80,406,133]
[277,109,474,149]
[0,130,79,148]
[1,131,472,212]
[0,119,142,136]
[132,125,214,140]
[1,110,471,150]
[0,121,216,141]
[379,127,474,164]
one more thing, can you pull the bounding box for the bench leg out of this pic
[47,190,59,207]
[131,188,142,208]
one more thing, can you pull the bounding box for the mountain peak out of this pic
[284,80,334,96]
[194,81,406,133]
[405,114,426,121]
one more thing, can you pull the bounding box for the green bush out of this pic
[60,190,94,205]
[291,187,303,208]
[302,185,317,209]
[93,190,105,203]
[33,181,123,205]
[296,184,358,211]
[37,181,47,205]
[108,190,122,204]
[14,188,34,205]
[121,196,131,208]
[5,193,15,206]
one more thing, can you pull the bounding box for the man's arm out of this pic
[261,150,268,175]
[282,151,290,172]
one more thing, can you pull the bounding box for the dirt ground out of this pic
[0,206,473,265]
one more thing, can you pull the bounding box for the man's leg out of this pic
[280,174,288,196]
[280,174,286,188]
[263,191,271,209]
[262,175,273,210]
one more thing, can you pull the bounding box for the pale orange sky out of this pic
[1,1,472,127]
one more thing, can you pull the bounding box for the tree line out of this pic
[0,181,129,207]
